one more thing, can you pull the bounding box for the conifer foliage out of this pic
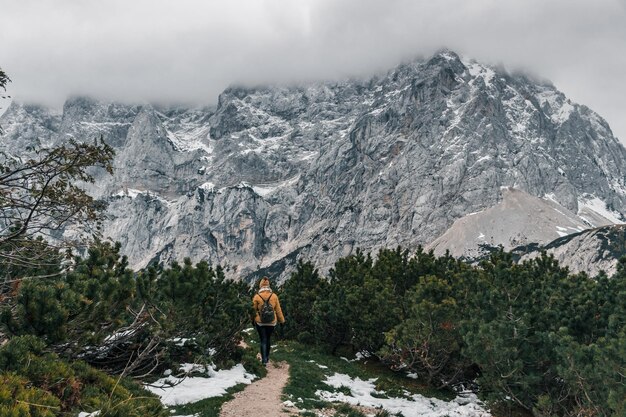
[279,248,626,417]
[1,243,251,375]
[136,258,251,366]
[0,66,253,416]
[0,242,252,416]
[0,335,166,416]
[279,259,327,342]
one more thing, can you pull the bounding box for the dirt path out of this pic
[219,361,297,417]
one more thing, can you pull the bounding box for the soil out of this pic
[219,361,298,417]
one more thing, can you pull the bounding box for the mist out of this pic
[1,0,625,143]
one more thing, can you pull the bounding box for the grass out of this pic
[155,330,267,417]
[161,328,475,417]
[334,403,367,416]
[265,336,455,416]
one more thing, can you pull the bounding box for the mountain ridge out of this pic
[2,49,625,279]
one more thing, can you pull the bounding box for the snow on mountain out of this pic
[578,194,625,225]
[3,49,626,278]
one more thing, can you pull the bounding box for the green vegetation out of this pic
[0,335,166,417]
[279,247,626,417]
[2,240,251,376]
[267,336,446,415]
[2,234,624,417]
[0,241,254,416]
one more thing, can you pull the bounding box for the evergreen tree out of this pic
[280,260,327,342]
[553,258,626,416]
[462,251,605,415]
[312,249,373,353]
[370,247,415,318]
[351,250,402,353]
[382,271,472,388]
[137,259,251,365]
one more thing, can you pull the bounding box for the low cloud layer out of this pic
[1,0,625,143]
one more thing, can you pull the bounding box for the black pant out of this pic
[255,324,275,364]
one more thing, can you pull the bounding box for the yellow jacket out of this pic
[253,289,285,326]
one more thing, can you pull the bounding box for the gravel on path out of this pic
[219,361,297,417]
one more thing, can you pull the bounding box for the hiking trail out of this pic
[219,361,297,417]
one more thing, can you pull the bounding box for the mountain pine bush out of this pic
[0,335,166,417]
[279,259,327,342]
[137,258,251,363]
[1,241,138,350]
[280,247,626,417]
[383,273,469,388]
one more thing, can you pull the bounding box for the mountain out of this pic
[2,50,626,279]
[513,224,626,277]
[427,187,622,260]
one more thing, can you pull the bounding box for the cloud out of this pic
[0,0,625,142]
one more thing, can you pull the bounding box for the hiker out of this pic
[252,276,285,366]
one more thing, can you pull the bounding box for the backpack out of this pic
[259,292,275,324]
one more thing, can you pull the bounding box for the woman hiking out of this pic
[252,276,285,366]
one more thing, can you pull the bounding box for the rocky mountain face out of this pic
[427,187,592,260]
[515,224,626,277]
[427,187,626,275]
[427,186,623,253]
[2,50,626,280]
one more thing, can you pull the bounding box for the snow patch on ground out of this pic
[299,151,319,161]
[316,373,490,417]
[354,351,371,361]
[146,363,256,406]
[553,101,574,124]
[556,227,568,237]
[103,329,135,343]
[534,87,574,125]
[112,188,174,206]
[610,178,626,197]
[339,351,370,363]
[543,193,559,205]
[167,130,213,155]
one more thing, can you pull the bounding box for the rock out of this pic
[3,49,626,280]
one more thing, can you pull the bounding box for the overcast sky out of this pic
[1,0,625,144]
